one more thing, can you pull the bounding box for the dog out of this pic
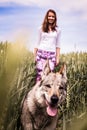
[21,60,67,130]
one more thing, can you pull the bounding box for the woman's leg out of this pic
[36,50,47,82]
[48,52,56,71]
[36,58,42,81]
[36,50,56,82]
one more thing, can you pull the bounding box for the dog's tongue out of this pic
[47,106,57,117]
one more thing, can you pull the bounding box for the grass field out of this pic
[0,42,87,130]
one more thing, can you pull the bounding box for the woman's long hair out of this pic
[42,9,57,32]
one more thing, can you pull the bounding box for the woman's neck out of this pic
[48,25,52,31]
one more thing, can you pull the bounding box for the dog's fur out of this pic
[21,60,67,130]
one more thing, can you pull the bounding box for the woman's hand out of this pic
[34,48,38,63]
[56,58,59,66]
[56,47,60,65]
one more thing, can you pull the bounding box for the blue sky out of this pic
[0,0,87,53]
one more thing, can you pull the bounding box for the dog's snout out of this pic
[51,95,59,104]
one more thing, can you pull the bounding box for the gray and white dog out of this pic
[21,60,67,130]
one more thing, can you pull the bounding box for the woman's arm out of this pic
[34,48,38,57]
[56,28,61,65]
[56,47,60,65]
[33,27,41,62]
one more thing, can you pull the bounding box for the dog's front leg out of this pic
[21,99,34,130]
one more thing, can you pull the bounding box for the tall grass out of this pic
[0,42,87,130]
[54,52,87,130]
[0,41,35,129]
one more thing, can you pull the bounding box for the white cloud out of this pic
[0,0,87,10]
[0,0,87,53]
[0,0,87,21]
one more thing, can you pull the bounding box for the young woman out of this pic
[34,9,61,82]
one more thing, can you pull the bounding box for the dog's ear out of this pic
[59,64,67,79]
[41,59,51,80]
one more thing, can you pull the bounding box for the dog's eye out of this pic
[59,86,64,89]
[45,84,51,88]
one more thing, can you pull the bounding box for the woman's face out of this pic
[47,12,55,24]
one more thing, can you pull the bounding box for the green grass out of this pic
[0,42,87,130]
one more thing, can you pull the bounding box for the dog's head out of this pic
[35,60,67,117]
